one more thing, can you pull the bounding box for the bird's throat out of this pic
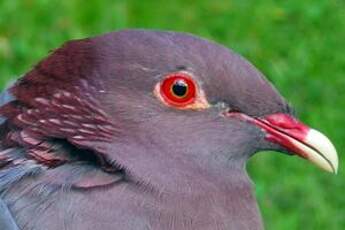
[131,168,264,230]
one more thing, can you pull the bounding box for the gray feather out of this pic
[0,198,19,230]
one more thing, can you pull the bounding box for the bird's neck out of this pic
[93,142,264,229]
[133,167,264,230]
[2,165,263,230]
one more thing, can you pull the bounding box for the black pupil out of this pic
[172,80,188,97]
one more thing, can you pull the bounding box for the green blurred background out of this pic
[0,0,344,229]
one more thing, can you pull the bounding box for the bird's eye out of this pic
[155,72,210,110]
[159,73,196,107]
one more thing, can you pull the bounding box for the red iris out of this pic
[160,73,197,107]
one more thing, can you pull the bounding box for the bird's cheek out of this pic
[225,112,338,174]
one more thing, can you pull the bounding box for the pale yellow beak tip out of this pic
[304,129,339,174]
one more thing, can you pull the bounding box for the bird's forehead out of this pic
[95,30,290,117]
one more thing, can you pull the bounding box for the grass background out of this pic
[0,0,344,229]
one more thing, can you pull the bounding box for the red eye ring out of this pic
[160,73,197,107]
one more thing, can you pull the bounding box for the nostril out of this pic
[215,102,242,117]
[227,107,241,114]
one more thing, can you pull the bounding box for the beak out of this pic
[229,113,338,173]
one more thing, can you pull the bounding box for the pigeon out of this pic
[0,30,338,230]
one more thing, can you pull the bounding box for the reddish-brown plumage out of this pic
[14,39,94,100]
[1,85,116,166]
[0,40,118,177]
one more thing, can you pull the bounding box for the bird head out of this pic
[5,30,338,190]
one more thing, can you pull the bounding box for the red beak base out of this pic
[226,112,338,173]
